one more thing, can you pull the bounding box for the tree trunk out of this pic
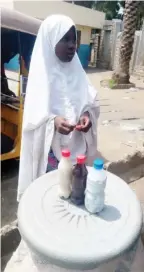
[113,0,140,84]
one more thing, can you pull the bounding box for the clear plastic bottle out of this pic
[85,159,107,213]
[71,155,88,206]
[58,149,72,199]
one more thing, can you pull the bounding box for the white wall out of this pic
[77,25,91,44]
[14,1,105,29]
[0,1,14,9]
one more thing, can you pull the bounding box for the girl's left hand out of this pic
[76,112,92,133]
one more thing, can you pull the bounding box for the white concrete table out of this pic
[7,169,143,272]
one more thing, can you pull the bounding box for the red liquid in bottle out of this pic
[71,155,88,206]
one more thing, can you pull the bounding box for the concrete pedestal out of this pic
[4,238,144,272]
[5,169,143,271]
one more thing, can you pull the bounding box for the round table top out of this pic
[18,168,142,270]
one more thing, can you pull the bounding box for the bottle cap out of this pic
[93,158,104,170]
[62,149,70,158]
[77,155,86,164]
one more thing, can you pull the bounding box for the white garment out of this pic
[17,15,99,201]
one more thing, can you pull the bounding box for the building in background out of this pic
[0,0,105,68]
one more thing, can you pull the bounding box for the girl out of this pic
[17,15,99,201]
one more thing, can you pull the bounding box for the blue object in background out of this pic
[78,44,90,68]
[4,43,90,71]
[20,33,36,70]
[4,54,20,72]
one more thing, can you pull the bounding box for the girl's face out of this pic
[55,26,76,62]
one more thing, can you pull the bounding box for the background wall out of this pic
[0,1,14,9]
[77,25,91,44]
[14,1,105,29]
[76,25,91,68]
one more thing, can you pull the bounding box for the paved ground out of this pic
[130,177,144,232]
[1,160,19,227]
[88,69,144,162]
[1,176,18,228]
[130,177,144,204]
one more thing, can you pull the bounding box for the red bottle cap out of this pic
[77,155,86,164]
[62,149,70,158]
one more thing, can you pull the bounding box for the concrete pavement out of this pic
[88,69,144,162]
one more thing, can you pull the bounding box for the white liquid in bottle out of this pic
[58,149,72,199]
[85,159,107,213]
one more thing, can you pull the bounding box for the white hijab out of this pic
[17,15,99,201]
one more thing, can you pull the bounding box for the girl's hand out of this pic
[76,112,92,133]
[54,116,75,135]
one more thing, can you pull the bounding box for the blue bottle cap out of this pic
[93,158,104,170]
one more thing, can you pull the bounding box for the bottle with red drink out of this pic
[71,155,88,205]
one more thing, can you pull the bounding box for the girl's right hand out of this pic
[54,116,75,135]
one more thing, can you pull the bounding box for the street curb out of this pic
[1,150,144,257]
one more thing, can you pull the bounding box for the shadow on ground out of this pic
[1,253,13,272]
[1,159,19,181]
[1,159,19,227]
[85,67,108,74]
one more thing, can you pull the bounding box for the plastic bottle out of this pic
[85,159,107,213]
[58,149,72,199]
[71,155,88,206]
